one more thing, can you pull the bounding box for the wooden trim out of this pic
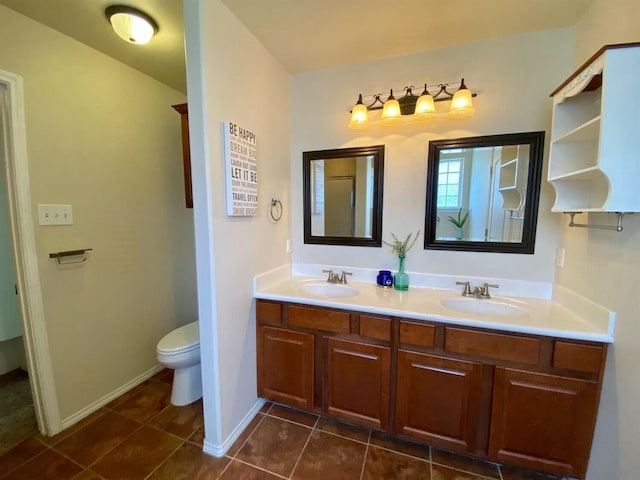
[359,315,391,342]
[553,341,604,375]
[399,321,436,348]
[288,305,350,334]
[550,42,640,96]
[256,300,282,326]
[171,103,193,208]
[445,328,541,365]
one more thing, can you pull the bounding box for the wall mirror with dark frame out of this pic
[303,145,384,247]
[424,131,545,254]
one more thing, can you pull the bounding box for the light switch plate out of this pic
[38,204,73,226]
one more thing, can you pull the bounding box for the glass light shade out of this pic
[349,95,369,129]
[415,92,436,118]
[381,90,401,123]
[448,87,475,119]
[108,9,157,44]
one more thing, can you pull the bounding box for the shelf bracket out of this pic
[565,212,629,232]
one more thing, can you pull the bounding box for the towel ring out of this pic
[269,198,283,222]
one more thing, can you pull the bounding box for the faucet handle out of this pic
[339,271,352,284]
[481,283,499,298]
[456,281,472,297]
[322,269,334,282]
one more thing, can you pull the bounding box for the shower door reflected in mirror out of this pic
[304,145,384,247]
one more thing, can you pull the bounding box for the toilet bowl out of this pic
[156,320,202,406]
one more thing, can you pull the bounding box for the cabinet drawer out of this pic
[399,321,436,348]
[359,315,391,342]
[288,305,350,334]
[256,300,282,326]
[553,341,604,374]
[445,328,540,365]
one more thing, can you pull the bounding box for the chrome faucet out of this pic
[456,281,499,299]
[322,269,352,284]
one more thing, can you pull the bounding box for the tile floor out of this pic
[0,369,563,480]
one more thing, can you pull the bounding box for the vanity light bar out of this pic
[349,79,477,128]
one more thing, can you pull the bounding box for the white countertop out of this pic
[254,265,615,343]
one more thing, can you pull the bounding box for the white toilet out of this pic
[156,320,202,406]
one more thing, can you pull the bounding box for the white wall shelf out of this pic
[498,144,527,211]
[548,43,640,214]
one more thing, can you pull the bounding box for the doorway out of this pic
[0,70,60,443]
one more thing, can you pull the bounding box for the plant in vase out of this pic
[383,230,420,291]
[447,208,470,240]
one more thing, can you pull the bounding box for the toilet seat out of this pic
[157,320,199,355]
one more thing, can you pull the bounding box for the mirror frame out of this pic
[424,131,545,254]
[303,145,385,247]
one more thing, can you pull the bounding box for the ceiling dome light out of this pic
[106,5,158,45]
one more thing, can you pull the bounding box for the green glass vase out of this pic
[393,255,409,291]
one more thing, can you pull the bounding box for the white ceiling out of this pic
[0,0,594,93]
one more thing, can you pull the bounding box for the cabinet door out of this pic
[257,326,314,409]
[395,350,483,452]
[326,337,390,430]
[489,367,599,479]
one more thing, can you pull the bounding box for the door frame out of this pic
[1,69,61,435]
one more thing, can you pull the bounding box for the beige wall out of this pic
[291,28,573,282]
[575,0,640,65]
[0,5,196,420]
[184,0,291,448]
[564,4,640,479]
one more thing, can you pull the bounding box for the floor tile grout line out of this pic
[64,422,146,472]
[311,424,370,445]
[432,461,502,480]
[265,411,318,430]
[498,463,505,480]
[429,445,433,480]
[143,438,187,480]
[231,457,290,480]
[287,416,319,480]
[366,442,430,463]
[358,430,372,480]
[230,412,268,460]
[0,443,51,480]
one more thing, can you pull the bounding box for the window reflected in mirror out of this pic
[425,132,544,254]
[304,145,384,247]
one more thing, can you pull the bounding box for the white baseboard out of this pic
[203,397,266,457]
[60,364,164,430]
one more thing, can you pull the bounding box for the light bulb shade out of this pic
[381,90,401,123]
[448,83,475,119]
[106,6,158,45]
[349,103,368,129]
[415,93,436,118]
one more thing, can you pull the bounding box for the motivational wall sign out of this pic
[223,121,258,216]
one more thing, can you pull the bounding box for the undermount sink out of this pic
[441,297,528,318]
[299,282,359,298]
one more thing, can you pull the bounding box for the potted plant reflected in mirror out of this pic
[448,208,470,240]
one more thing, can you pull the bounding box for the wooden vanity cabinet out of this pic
[255,299,606,480]
[257,326,314,409]
[326,337,390,430]
[395,350,484,453]
[489,367,600,479]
